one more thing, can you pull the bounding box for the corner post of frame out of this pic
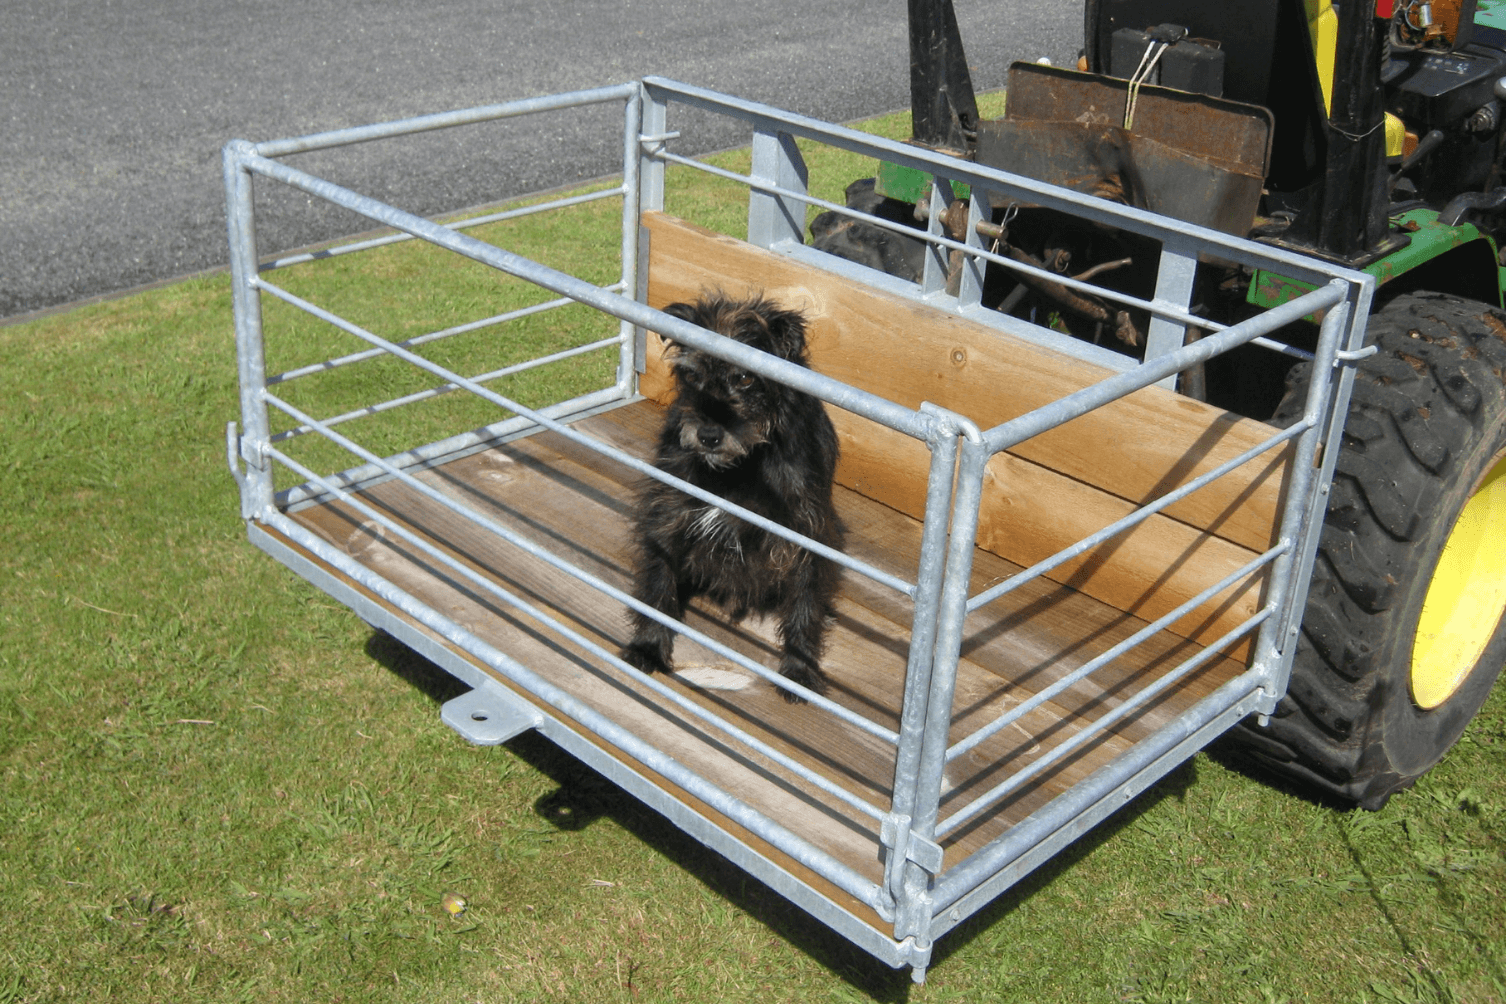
[891,410,988,949]
[223,139,275,520]
[638,83,669,215]
[748,126,808,250]
[633,84,672,376]
[1250,278,1357,717]
[618,86,646,395]
[886,406,962,917]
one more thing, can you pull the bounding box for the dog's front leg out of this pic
[775,557,834,703]
[621,550,685,676]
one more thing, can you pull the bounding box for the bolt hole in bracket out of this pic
[440,681,545,745]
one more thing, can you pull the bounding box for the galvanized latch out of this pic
[225,421,244,487]
[637,130,681,155]
[880,812,944,898]
[1335,344,1380,364]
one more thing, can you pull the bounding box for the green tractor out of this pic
[814,0,1506,808]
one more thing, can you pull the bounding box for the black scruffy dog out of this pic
[620,294,843,703]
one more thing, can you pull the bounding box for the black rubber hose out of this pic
[1439,186,1506,226]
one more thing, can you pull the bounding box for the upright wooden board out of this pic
[639,211,1292,654]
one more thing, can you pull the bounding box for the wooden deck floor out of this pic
[286,399,1248,913]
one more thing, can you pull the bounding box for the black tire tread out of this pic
[1226,291,1506,808]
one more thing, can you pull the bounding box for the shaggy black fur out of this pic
[620,294,843,703]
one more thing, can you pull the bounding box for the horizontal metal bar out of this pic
[259,186,628,272]
[980,281,1347,454]
[231,145,933,443]
[254,276,917,597]
[253,83,641,157]
[261,388,902,744]
[269,335,623,444]
[1250,336,1315,361]
[643,78,1372,290]
[965,419,1310,614]
[265,442,893,821]
[947,543,1289,767]
[259,509,893,917]
[935,606,1272,839]
[268,293,613,386]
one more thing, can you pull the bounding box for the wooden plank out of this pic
[639,211,1274,654]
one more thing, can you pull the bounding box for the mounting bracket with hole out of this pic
[440,683,545,746]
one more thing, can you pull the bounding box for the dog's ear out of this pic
[656,302,702,349]
[759,304,809,363]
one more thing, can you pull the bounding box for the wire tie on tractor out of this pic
[1124,27,1186,129]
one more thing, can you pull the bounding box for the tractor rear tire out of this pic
[1228,291,1506,809]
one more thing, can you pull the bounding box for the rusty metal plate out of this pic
[976,62,1274,235]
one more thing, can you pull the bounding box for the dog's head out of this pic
[658,294,810,469]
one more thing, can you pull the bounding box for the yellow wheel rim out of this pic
[1410,450,1506,709]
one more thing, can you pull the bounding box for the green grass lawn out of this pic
[2,96,1504,1004]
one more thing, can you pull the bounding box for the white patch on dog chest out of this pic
[689,506,743,556]
[691,506,723,537]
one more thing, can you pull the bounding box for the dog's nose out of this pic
[697,426,724,450]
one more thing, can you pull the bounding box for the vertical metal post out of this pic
[638,86,668,214]
[635,85,670,375]
[748,127,808,249]
[223,140,275,519]
[955,190,989,307]
[1250,280,1353,714]
[618,89,644,395]
[893,432,989,946]
[1142,236,1199,389]
[920,178,955,297]
[887,416,961,903]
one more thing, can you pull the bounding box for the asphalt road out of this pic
[0,1,1079,320]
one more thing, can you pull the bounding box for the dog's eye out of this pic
[735,373,756,390]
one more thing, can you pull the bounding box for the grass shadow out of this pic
[924,759,1197,972]
[1200,729,1361,813]
[364,630,472,705]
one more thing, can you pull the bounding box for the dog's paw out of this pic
[777,660,828,704]
[620,643,671,676]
